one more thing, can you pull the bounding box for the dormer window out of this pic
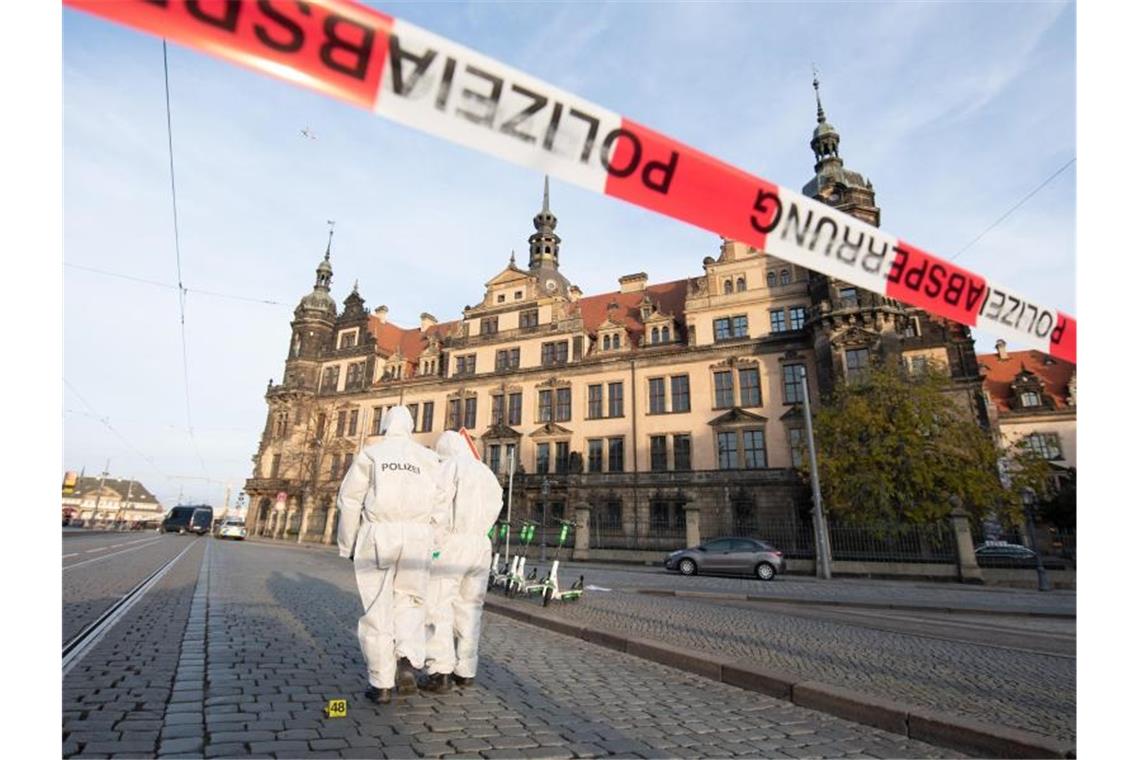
[736,277,746,292]
[497,294,505,303]
[338,329,358,349]
[767,271,777,288]
[1011,369,1049,411]
[651,327,661,344]
[780,270,791,286]
[724,279,734,294]
[603,335,611,350]
[662,326,670,342]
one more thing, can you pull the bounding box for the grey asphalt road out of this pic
[62,537,960,758]
[63,531,202,644]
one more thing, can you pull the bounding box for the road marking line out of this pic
[63,541,199,677]
[62,553,78,559]
[85,547,108,553]
[64,538,166,570]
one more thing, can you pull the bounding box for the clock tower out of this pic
[527,176,573,298]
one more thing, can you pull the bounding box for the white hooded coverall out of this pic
[337,406,447,689]
[425,431,504,678]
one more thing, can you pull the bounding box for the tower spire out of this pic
[528,176,560,270]
[808,69,840,165]
[812,64,826,124]
[325,219,335,261]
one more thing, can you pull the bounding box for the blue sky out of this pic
[62,1,1075,508]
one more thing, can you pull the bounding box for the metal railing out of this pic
[735,518,957,564]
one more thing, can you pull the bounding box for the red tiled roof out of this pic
[572,279,690,341]
[362,279,691,363]
[365,316,457,362]
[977,349,1075,412]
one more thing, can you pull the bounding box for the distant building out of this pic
[979,340,1076,485]
[63,477,164,524]
[245,79,985,550]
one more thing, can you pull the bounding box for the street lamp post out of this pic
[1022,488,1052,592]
[540,477,551,562]
[801,373,832,579]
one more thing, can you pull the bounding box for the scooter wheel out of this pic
[542,586,553,607]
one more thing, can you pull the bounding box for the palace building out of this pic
[245,80,985,557]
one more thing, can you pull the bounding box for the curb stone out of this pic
[637,588,1076,620]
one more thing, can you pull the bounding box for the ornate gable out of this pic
[530,422,573,438]
[709,408,768,426]
[830,324,881,348]
[483,422,522,440]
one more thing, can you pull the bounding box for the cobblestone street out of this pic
[63,537,962,758]
[498,570,1075,742]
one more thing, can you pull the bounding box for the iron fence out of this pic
[736,518,957,564]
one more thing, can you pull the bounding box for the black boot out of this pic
[396,657,418,692]
[365,686,392,704]
[422,672,453,693]
[452,675,474,688]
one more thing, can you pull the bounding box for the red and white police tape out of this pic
[64,0,1076,364]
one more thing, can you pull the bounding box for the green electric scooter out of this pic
[538,519,585,606]
[488,521,511,591]
[504,521,537,597]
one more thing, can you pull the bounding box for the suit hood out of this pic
[436,430,476,462]
[380,405,414,437]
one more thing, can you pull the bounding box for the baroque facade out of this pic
[978,340,1076,484]
[245,81,985,554]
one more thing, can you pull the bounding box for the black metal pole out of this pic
[541,499,548,561]
[1025,500,1051,592]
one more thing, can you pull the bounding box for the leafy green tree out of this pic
[806,360,1015,525]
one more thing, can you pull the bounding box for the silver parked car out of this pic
[664,537,786,580]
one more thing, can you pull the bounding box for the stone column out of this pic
[322,506,337,545]
[573,502,591,561]
[951,506,984,584]
[274,506,287,539]
[263,510,276,538]
[296,496,311,544]
[684,504,702,549]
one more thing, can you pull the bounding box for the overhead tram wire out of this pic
[162,39,209,480]
[63,379,170,482]
[949,157,1076,263]
[63,262,290,307]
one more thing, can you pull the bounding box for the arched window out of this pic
[736,277,746,292]
[767,271,777,288]
[651,327,660,344]
[613,333,620,349]
[603,335,611,350]
[662,326,670,342]
[780,269,791,286]
[724,279,734,294]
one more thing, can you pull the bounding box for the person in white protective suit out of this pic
[337,405,448,704]
[422,430,504,692]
